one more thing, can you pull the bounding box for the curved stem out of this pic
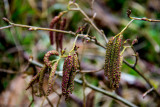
[114,19,134,38]
[69,35,79,55]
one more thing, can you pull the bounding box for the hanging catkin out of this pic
[104,35,123,89]
[62,56,73,97]
[62,53,80,99]
[46,62,58,96]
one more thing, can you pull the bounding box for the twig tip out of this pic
[3,17,10,23]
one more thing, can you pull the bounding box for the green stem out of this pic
[69,35,79,55]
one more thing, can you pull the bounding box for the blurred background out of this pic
[0,0,160,107]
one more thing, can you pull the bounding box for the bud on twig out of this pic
[127,9,132,18]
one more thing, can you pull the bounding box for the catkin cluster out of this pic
[26,50,59,96]
[49,12,66,50]
[104,35,123,89]
[62,53,79,100]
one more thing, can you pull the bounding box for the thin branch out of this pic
[2,18,106,49]
[0,68,20,74]
[28,59,137,107]
[115,19,134,37]
[42,89,54,107]
[68,2,108,43]
[123,60,160,98]
[127,9,160,22]
[56,94,62,107]
[122,41,160,98]
[131,46,139,68]
[28,86,35,107]
[143,87,154,99]
[82,73,86,107]
[0,25,12,29]
[78,78,137,107]
[2,18,75,35]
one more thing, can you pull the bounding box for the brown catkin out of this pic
[65,53,79,99]
[58,18,66,50]
[26,65,47,91]
[46,62,58,96]
[104,37,114,79]
[44,50,59,68]
[111,35,122,89]
[104,35,123,89]
[62,54,79,100]
[73,53,80,71]
[26,70,41,90]
[55,24,59,51]
[49,16,61,45]
[39,65,47,96]
[62,56,73,96]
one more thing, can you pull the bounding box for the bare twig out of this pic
[0,25,12,29]
[68,2,108,43]
[123,60,160,98]
[131,46,139,68]
[115,19,134,37]
[143,87,154,99]
[82,73,86,107]
[42,89,54,107]
[56,94,62,107]
[127,9,160,22]
[2,18,75,35]
[28,86,35,107]
[122,39,160,97]
[2,18,106,49]
[0,68,20,74]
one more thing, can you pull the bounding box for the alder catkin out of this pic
[62,54,79,99]
[104,35,123,89]
[58,18,66,50]
[46,62,58,96]
[111,36,122,89]
[73,53,80,71]
[49,16,61,45]
[104,37,114,79]
[66,53,79,98]
[44,50,59,68]
[26,70,41,90]
[39,65,47,96]
[26,65,47,90]
[62,56,73,96]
